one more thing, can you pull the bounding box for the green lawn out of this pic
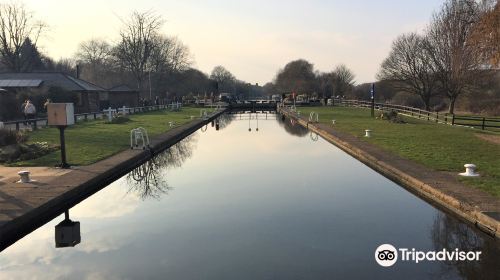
[298,106,500,197]
[11,107,204,167]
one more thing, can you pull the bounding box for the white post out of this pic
[107,107,113,122]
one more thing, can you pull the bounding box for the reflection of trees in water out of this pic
[276,114,308,137]
[431,212,500,280]
[126,134,198,199]
[214,113,235,130]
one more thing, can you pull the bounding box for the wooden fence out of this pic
[334,99,500,131]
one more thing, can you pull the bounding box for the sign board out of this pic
[47,103,75,126]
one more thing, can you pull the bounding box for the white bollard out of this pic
[459,164,479,177]
[0,121,4,129]
[190,116,194,120]
[17,170,32,183]
[364,129,372,137]
[332,120,336,125]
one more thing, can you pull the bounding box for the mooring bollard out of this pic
[459,164,479,177]
[190,116,194,120]
[364,129,372,137]
[168,121,175,127]
[17,170,32,183]
[332,120,336,125]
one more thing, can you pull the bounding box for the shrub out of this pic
[0,129,28,147]
[107,115,130,124]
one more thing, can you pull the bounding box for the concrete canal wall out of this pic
[279,108,500,240]
[0,109,227,251]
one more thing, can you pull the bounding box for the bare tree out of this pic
[149,35,191,73]
[332,64,355,98]
[114,11,164,94]
[210,65,235,93]
[75,39,112,65]
[0,2,46,72]
[378,33,437,110]
[425,0,482,114]
[470,1,499,67]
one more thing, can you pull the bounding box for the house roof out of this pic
[0,72,106,92]
[108,84,138,92]
[0,79,42,87]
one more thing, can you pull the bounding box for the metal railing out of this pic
[1,104,178,131]
[334,99,500,130]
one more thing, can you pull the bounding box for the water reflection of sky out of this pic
[1,113,498,280]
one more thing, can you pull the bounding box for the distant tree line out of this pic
[263,59,356,99]
[377,0,500,114]
[0,2,263,106]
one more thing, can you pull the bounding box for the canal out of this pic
[1,112,498,279]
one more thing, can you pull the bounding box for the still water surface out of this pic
[1,112,499,279]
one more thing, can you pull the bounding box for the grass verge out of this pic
[9,107,202,167]
[299,106,500,197]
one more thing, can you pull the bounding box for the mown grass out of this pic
[299,106,500,197]
[10,107,203,167]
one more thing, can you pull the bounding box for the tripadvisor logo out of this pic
[375,244,481,267]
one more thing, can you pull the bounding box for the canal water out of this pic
[1,112,499,279]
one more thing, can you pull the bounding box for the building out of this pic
[0,73,141,120]
[106,85,140,108]
[0,72,106,113]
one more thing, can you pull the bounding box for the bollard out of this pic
[332,120,336,125]
[459,164,479,177]
[17,170,33,183]
[364,129,372,137]
[190,116,194,120]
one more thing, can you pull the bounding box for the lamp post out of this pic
[370,83,375,118]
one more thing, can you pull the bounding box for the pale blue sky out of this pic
[24,0,443,85]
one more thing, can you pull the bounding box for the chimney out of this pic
[76,65,80,79]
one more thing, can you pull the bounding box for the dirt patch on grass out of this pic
[475,133,500,145]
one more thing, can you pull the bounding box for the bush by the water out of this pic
[0,141,57,163]
[0,129,28,146]
[378,110,406,123]
[106,115,130,124]
[0,129,57,163]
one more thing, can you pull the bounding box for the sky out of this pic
[22,0,444,85]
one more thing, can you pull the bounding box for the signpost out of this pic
[47,103,74,168]
[370,83,375,118]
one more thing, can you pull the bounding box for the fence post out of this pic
[16,122,19,131]
[33,120,37,130]
[451,114,455,125]
[482,117,485,130]
[427,112,430,121]
[435,112,438,123]
[74,115,77,124]
[84,114,88,121]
